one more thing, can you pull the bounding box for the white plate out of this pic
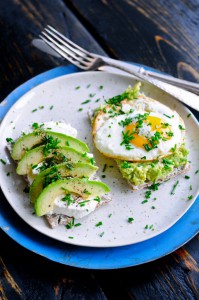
[0,71,198,247]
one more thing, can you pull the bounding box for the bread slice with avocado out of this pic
[8,123,111,228]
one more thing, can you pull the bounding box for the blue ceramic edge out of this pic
[0,64,198,270]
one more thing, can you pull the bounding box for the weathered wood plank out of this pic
[67,0,199,81]
[0,0,106,100]
[0,230,107,300]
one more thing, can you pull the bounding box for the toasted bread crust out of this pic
[127,163,190,190]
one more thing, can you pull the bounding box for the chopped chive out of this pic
[141,156,146,159]
[0,159,6,165]
[128,217,134,223]
[81,99,91,104]
[94,196,100,203]
[195,170,199,174]
[189,185,192,190]
[90,157,95,165]
[108,213,112,218]
[49,105,54,110]
[145,190,151,199]
[74,223,81,227]
[101,175,106,178]
[39,106,44,109]
[95,98,100,102]
[179,125,185,130]
[68,236,74,239]
[187,113,191,118]
[32,109,37,113]
[6,172,10,176]
[86,84,91,88]
[66,218,74,229]
[78,108,83,112]
[185,175,190,179]
[163,114,171,118]
[188,195,193,200]
[171,180,179,195]
[151,206,156,209]
[145,225,148,229]
[75,86,80,90]
[149,183,160,191]
[141,200,148,204]
[99,85,103,89]
[95,221,103,227]
[6,137,14,144]
[103,108,107,113]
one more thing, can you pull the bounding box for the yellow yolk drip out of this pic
[125,116,172,149]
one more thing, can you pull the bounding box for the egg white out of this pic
[92,96,186,161]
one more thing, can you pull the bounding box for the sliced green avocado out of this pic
[34,178,110,216]
[11,131,89,160]
[16,146,93,175]
[30,162,98,204]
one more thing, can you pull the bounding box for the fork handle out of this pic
[96,55,199,95]
[103,60,199,112]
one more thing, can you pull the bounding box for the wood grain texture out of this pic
[67,0,199,81]
[0,0,198,299]
[0,0,106,100]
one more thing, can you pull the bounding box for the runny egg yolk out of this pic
[125,116,171,149]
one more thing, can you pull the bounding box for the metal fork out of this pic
[39,25,199,112]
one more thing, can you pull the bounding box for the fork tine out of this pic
[40,31,93,69]
[47,25,93,58]
[39,35,88,69]
[43,28,93,62]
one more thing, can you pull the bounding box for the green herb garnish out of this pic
[81,100,91,105]
[171,180,179,195]
[95,221,103,227]
[179,125,185,130]
[128,217,134,223]
[0,159,6,165]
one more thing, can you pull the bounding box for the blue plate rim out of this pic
[0,64,198,270]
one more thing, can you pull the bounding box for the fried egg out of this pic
[92,96,186,161]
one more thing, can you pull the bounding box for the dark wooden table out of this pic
[0,1,199,299]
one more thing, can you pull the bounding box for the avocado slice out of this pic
[16,146,93,175]
[30,162,98,204]
[34,178,110,216]
[11,131,89,160]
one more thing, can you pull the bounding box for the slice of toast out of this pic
[88,109,190,190]
[127,163,190,190]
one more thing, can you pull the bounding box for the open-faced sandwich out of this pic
[8,121,111,228]
[90,82,190,190]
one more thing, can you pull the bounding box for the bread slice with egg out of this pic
[89,82,190,190]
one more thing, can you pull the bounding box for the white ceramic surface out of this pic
[0,71,198,247]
